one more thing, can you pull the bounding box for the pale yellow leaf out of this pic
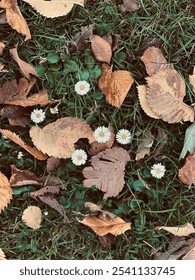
[0,171,12,214]
[155,223,195,237]
[0,248,6,260]
[22,206,42,229]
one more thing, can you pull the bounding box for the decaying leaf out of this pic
[98,233,115,248]
[138,69,194,123]
[178,152,195,185]
[135,129,154,160]
[46,157,61,172]
[22,206,42,229]
[98,63,133,108]
[102,34,120,52]
[0,248,6,260]
[89,126,115,156]
[153,128,168,160]
[0,171,12,214]
[80,214,131,236]
[0,129,48,160]
[0,78,49,107]
[119,0,140,13]
[141,46,172,76]
[0,42,5,55]
[155,223,195,237]
[71,24,94,52]
[90,35,112,64]
[0,0,31,40]
[10,48,38,80]
[189,66,195,93]
[22,0,84,18]
[83,147,130,199]
[0,105,31,127]
[30,117,94,159]
[180,122,195,159]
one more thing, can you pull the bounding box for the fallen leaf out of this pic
[90,35,112,64]
[80,214,131,236]
[182,243,195,260]
[153,128,168,160]
[0,42,5,55]
[0,248,6,260]
[119,0,140,12]
[155,223,195,236]
[89,126,115,156]
[98,234,115,248]
[180,122,195,159]
[46,157,61,172]
[102,34,121,52]
[141,47,172,76]
[178,152,195,185]
[10,48,38,80]
[0,129,48,160]
[71,24,94,52]
[0,63,8,73]
[83,147,130,199]
[139,69,194,123]
[98,63,133,108]
[0,171,12,214]
[22,0,84,18]
[30,117,94,159]
[135,129,154,160]
[84,202,116,219]
[0,10,7,24]
[0,78,49,107]
[0,0,31,40]
[22,206,42,229]
[189,66,195,93]
[0,105,31,127]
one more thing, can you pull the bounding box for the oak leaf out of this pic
[0,248,6,260]
[119,0,140,13]
[90,35,112,64]
[0,78,49,107]
[80,214,131,236]
[10,48,38,80]
[22,206,42,229]
[0,0,31,40]
[0,171,12,214]
[0,105,31,127]
[30,117,94,159]
[178,152,195,185]
[22,0,84,18]
[0,129,48,160]
[155,223,195,236]
[141,46,172,76]
[98,63,133,108]
[83,147,130,199]
[189,66,195,93]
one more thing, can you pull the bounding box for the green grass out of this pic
[0,0,195,259]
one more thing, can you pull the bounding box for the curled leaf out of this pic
[22,206,42,229]
[0,171,12,214]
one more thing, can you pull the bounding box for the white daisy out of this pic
[71,149,87,166]
[93,126,111,143]
[17,151,24,160]
[150,163,166,179]
[30,108,45,124]
[75,80,90,95]
[116,129,131,144]
[50,106,59,114]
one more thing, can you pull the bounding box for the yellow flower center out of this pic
[121,134,127,139]
[77,155,83,161]
[98,131,105,137]
[79,85,85,90]
[36,113,41,119]
[155,168,161,174]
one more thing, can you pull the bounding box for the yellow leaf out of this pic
[22,206,42,229]
[0,171,12,214]
[155,223,195,237]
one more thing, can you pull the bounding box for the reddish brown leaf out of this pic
[98,63,133,108]
[0,105,31,127]
[178,152,195,185]
[90,35,112,64]
[46,157,61,172]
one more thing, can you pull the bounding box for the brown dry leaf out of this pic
[71,24,94,52]
[46,157,61,172]
[141,47,172,76]
[80,215,131,236]
[102,34,120,52]
[0,0,31,41]
[0,10,7,24]
[189,66,195,93]
[0,105,31,127]
[178,152,195,185]
[10,48,38,80]
[0,129,48,160]
[89,126,115,156]
[119,0,140,12]
[182,244,195,260]
[30,117,94,159]
[22,0,84,18]
[0,42,5,55]
[0,171,12,214]
[22,206,42,229]
[155,223,195,237]
[0,248,6,260]
[0,63,8,73]
[90,35,112,64]
[154,128,168,160]
[143,69,194,123]
[0,78,49,107]
[83,147,130,199]
[98,234,115,248]
[136,129,154,160]
[98,63,133,108]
